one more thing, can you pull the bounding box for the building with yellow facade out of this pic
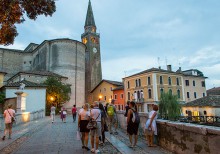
[90,80,123,105]
[123,65,207,113]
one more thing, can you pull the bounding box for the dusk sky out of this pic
[1,0,220,89]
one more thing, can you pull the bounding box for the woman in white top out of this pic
[78,103,90,151]
[145,105,158,147]
[2,104,15,140]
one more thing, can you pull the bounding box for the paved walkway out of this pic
[0,116,170,154]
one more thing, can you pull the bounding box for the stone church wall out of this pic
[32,39,86,109]
[0,49,25,81]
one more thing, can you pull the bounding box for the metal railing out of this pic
[159,115,220,127]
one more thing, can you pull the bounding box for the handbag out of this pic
[87,113,101,130]
[76,129,81,141]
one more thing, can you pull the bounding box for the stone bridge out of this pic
[0,112,219,154]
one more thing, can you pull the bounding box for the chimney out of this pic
[167,65,172,71]
[159,66,161,69]
[178,67,182,72]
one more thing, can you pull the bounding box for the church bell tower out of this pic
[82,0,102,103]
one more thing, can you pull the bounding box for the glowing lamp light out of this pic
[50,96,54,101]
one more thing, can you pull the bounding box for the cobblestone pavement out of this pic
[0,116,170,154]
[0,116,120,154]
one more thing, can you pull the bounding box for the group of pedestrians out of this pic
[50,104,77,123]
[124,101,158,148]
[78,100,118,154]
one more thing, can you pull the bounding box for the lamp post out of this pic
[99,95,102,101]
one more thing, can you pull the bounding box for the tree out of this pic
[159,92,181,121]
[44,77,71,115]
[0,0,56,45]
[0,91,5,104]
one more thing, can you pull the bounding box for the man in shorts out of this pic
[90,102,101,153]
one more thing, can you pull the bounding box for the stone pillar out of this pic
[15,91,23,113]
[14,91,28,113]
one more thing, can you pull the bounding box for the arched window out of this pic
[177,89,180,98]
[127,81,130,89]
[138,79,141,87]
[148,77,151,85]
[135,79,138,87]
[137,91,140,99]
[194,92,197,98]
[176,78,179,86]
[160,88,164,95]
[160,76,163,84]
[168,77,172,85]
[128,92,130,100]
[148,89,152,99]
[169,89,172,95]
[193,80,196,86]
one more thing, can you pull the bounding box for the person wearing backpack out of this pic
[107,100,118,135]
[127,101,140,148]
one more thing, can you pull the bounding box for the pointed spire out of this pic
[85,0,96,28]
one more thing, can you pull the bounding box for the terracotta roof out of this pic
[90,79,123,93]
[7,71,68,82]
[4,80,47,88]
[124,67,207,79]
[207,87,220,96]
[19,71,67,78]
[124,67,180,79]
[182,95,220,107]
[112,86,124,91]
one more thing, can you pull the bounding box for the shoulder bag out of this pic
[87,112,101,130]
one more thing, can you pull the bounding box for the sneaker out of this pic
[99,142,103,146]
[91,148,95,153]
[2,136,5,141]
[85,146,90,151]
[110,132,113,134]
[114,132,118,135]
[95,149,100,154]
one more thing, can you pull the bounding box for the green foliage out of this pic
[159,92,181,121]
[0,92,5,104]
[44,77,71,115]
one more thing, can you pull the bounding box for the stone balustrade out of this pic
[116,111,220,154]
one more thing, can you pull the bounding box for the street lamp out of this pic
[99,95,102,101]
[50,96,55,102]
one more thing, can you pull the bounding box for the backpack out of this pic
[107,105,114,116]
[132,109,140,124]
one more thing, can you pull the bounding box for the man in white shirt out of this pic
[51,104,56,123]
[2,104,15,140]
[90,102,101,154]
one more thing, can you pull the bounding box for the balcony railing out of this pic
[132,98,145,103]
